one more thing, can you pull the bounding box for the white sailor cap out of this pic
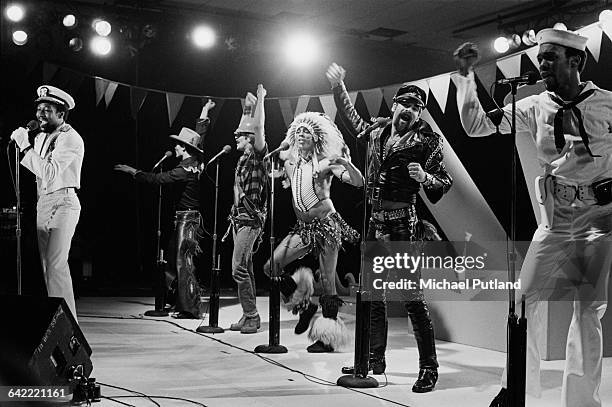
[536,28,587,51]
[35,85,76,110]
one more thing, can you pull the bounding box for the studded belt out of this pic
[371,206,416,222]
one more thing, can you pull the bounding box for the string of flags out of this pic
[39,22,610,130]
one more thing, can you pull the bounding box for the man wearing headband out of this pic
[326,64,452,393]
[454,28,612,407]
[224,84,268,334]
[265,111,363,353]
[114,99,215,319]
[11,85,83,321]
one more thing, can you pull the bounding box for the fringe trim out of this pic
[283,267,314,313]
[307,315,352,351]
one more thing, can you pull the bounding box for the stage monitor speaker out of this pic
[0,295,92,388]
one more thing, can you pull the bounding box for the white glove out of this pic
[10,127,31,151]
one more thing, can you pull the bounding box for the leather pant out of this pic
[367,209,438,369]
[166,210,203,317]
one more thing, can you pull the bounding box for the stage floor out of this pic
[76,296,612,407]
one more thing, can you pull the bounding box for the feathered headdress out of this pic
[282,112,350,164]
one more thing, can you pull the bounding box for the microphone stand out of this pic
[145,163,168,317]
[197,159,224,333]
[337,131,378,388]
[505,82,527,407]
[255,154,287,353]
[15,142,22,295]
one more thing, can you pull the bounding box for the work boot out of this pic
[411,368,438,393]
[229,315,247,331]
[240,315,261,334]
[488,388,507,407]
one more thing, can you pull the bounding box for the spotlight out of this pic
[192,25,215,48]
[90,36,112,55]
[522,29,536,46]
[69,37,83,52]
[553,22,567,30]
[493,36,510,53]
[6,4,24,22]
[284,32,319,66]
[12,29,27,45]
[93,19,111,36]
[63,14,77,28]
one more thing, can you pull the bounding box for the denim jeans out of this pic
[36,188,80,322]
[367,210,438,369]
[232,225,263,317]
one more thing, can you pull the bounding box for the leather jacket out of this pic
[332,82,452,205]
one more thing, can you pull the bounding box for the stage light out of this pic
[192,25,216,48]
[522,29,536,46]
[493,36,510,53]
[12,29,27,45]
[509,34,521,49]
[93,19,111,36]
[69,37,83,52]
[63,14,77,28]
[284,32,319,66]
[553,22,567,30]
[90,36,111,55]
[6,4,24,22]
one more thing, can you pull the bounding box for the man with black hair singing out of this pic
[11,85,84,321]
[454,27,612,407]
[327,63,452,393]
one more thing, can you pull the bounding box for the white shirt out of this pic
[21,123,84,197]
[454,72,612,185]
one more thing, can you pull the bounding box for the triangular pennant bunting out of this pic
[279,98,294,128]
[427,74,451,113]
[295,95,310,116]
[382,84,401,108]
[473,62,498,92]
[94,78,109,106]
[43,62,59,83]
[104,82,119,108]
[319,94,337,121]
[496,54,522,80]
[524,46,539,70]
[166,92,185,127]
[582,24,603,62]
[361,88,383,118]
[130,87,148,119]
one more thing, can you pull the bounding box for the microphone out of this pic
[496,71,539,85]
[264,141,290,160]
[357,117,391,139]
[8,120,39,143]
[152,151,173,170]
[206,145,231,166]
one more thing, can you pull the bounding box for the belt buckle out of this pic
[554,181,576,204]
[577,185,596,204]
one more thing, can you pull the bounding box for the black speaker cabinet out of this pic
[0,295,92,387]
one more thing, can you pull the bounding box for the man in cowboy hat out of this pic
[115,99,215,319]
[11,85,83,321]
[224,84,269,334]
[453,27,612,407]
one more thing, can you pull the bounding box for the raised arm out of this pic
[328,155,364,188]
[253,84,266,152]
[453,42,535,137]
[195,98,215,140]
[326,63,370,136]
